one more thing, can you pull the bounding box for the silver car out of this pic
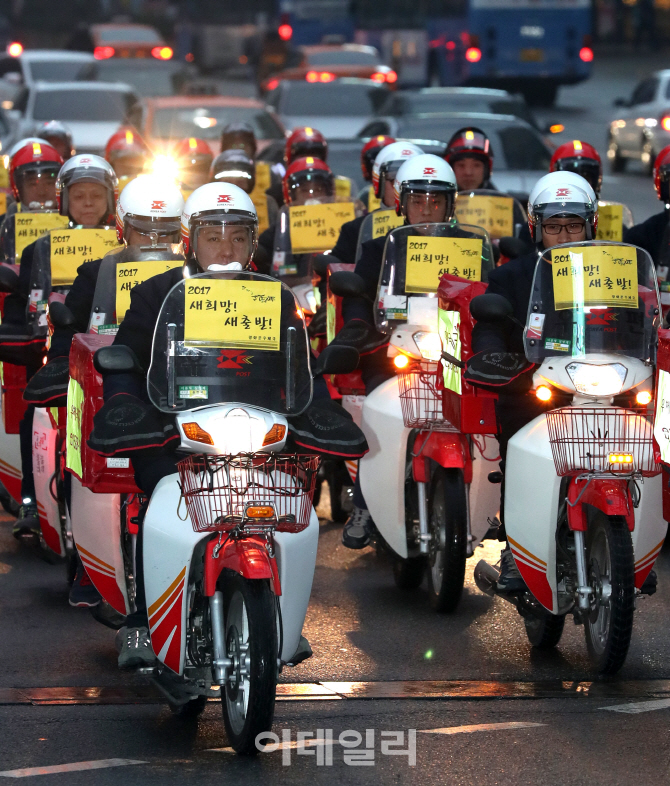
[608,70,670,174]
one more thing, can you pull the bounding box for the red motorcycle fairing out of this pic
[566,476,635,532]
[411,431,472,484]
[204,535,282,597]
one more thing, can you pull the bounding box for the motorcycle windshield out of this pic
[272,196,363,278]
[375,222,494,332]
[147,271,313,415]
[524,241,660,364]
[454,189,527,240]
[354,207,404,266]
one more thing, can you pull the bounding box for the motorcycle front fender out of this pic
[204,535,281,597]
[566,477,635,532]
[412,431,472,484]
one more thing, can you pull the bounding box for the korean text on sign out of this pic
[405,236,483,294]
[595,203,623,242]
[15,213,69,259]
[438,309,462,394]
[184,278,282,351]
[551,245,638,310]
[116,259,183,324]
[289,202,356,254]
[455,194,514,239]
[372,210,404,239]
[51,228,120,285]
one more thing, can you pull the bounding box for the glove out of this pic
[23,356,69,406]
[329,318,388,356]
[464,351,535,392]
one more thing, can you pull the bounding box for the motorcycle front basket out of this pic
[397,360,458,432]
[177,453,320,534]
[545,407,659,477]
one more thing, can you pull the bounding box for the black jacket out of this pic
[331,214,366,266]
[342,234,385,325]
[471,250,538,354]
[623,209,668,265]
[48,258,104,359]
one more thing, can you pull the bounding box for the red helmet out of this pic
[445,126,493,178]
[9,139,63,204]
[285,127,327,165]
[104,127,148,176]
[653,146,670,203]
[550,140,602,196]
[283,156,334,204]
[360,135,395,182]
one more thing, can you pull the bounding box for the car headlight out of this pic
[413,331,442,362]
[566,362,627,397]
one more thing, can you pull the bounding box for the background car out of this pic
[260,43,396,93]
[90,57,194,98]
[90,23,172,61]
[608,70,670,174]
[358,112,552,199]
[13,80,140,154]
[139,96,285,155]
[0,50,95,105]
[265,78,389,138]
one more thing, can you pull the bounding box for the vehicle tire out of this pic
[219,571,277,755]
[524,613,565,649]
[641,139,655,176]
[608,137,626,173]
[169,695,208,719]
[392,555,425,590]
[0,489,19,518]
[426,467,467,613]
[583,513,635,675]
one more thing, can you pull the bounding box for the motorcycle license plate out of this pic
[520,48,544,62]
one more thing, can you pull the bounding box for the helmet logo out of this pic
[79,157,91,163]
[32,143,41,156]
[555,188,571,198]
[423,167,437,176]
[465,131,475,141]
[217,194,233,204]
[401,150,413,156]
[151,200,166,210]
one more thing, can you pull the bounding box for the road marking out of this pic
[602,698,670,714]
[0,759,147,778]
[419,722,545,735]
[209,739,328,754]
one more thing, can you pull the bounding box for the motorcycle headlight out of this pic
[413,331,442,362]
[305,289,317,314]
[566,362,628,397]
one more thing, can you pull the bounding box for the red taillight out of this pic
[371,71,386,83]
[465,47,482,63]
[278,23,293,41]
[445,40,456,51]
[306,71,335,83]
[7,42,22,57]
[152,46,173,60]
[386,70,398,84]
[94,46,115,60]
[661,116,670,132]
[306,71,318,82]
[579,46,593,63]
[266,78,279,91]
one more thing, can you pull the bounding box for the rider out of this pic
[10,154,117,547]
[33,121,75,161]
[340,153,459,549]
[470,171,598,591]
[624,146,670,266]
[220,121,257,160]
[332,141,422,266]
[358,134,396,202]
[104,127,148,182]
[549,140,602,197]
[172,137,213,194]
[444,127,495,191]
[285,127,328,166]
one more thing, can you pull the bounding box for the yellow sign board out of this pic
[595,203,623,242]
[405,236,483,293]
[551,245,638,310]
[289,202,356,254]
[0,193,6,215]
[116,259,183,324]
[15,213,69,259]
[251,193,270,234]
[455,194,514,239]
[184,278,282,350]
[0,165,8,188]
[367,188,381,212]
[254,162,271,194]
[334,175,352,198]
[51,228,120,286]
[372,210,404,239]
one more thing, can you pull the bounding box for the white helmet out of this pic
[116,173,185,244]
[371,141,423,199]
[527,171,597,243]
[181,182,258,269]
[393,154,457,218]
[56,154,118,220]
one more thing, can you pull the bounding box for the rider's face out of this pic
[405,192,448,225]
[20,171,57,207]
[125,226,180,247]
[292,179,329,205]
[542,217,587,249]
[382,177,396,208]
[452,157,486,191]
[68,182,108,227]
[196,224,251,269]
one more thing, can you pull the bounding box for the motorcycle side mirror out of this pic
[329,271,368,299]
[48,301,75,329]
[0,264,19,293]
[470,293,514,323]
[312,253,335,278]
[94,345,143,375]
[312,344,359,376]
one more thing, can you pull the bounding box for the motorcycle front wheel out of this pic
[426,468,467,613]
[584,513,635,675]
[524,613,565,649]
[219,571,278,755]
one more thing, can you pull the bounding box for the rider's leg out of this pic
[14,403,39,540]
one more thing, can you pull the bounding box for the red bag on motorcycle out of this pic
[656,327,670,522]
[0,287,27,434]
[67,332,139,493]
[437,274,497,434]
[326,261,365,395]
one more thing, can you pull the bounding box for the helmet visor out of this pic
[555,158,601,191]
[191,212,257,270]
[125,214,182,240]
[401,181,456,222]
[16,162,59,208]
[287,171,334,203]
[291,140,327,160]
